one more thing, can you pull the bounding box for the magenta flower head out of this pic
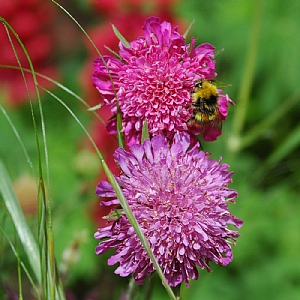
[93,17,233,145]
[94,133,243,287]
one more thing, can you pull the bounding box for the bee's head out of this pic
[194,81,203,89]
[192,80,204,94]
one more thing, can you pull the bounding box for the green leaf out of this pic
[183,20,195,39]
[214,48,224,57]
[116,100,125,149]
[87,103,103,111]
[111,24,130,48]
[104,45,123,61]
[103,208,123,221]
[211,79,232,90]
[141,119,150,143]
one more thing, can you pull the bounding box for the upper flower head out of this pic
[94,133,243,287]
[93,17,234,145]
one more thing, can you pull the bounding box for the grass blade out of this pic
[1,229,41,300]
[0,64,105,124]
[0,160,41,283]
[265,123,300,168]
[40,86,176,300]
[1,18,66,300]
[240,90,300,150]
[183,20,195,39]
[0,104,34,172]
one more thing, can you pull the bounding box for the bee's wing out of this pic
[201,119,222,141]
[210,79,231,90]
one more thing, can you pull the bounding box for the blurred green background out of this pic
[1,0,300,299]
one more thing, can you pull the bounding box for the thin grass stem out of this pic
[40,86,177,300]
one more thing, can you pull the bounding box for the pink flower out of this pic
[94,133,243,287]
[93,17,229,145]
[80,13,185,106]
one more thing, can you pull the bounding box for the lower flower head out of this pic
[94,133,243,287]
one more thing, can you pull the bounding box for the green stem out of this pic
[17,241,24,300]
[228,0,263,154]
[174,285,181,299]
[127,276,140,300]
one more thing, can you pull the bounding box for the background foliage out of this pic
[1,0,300,299]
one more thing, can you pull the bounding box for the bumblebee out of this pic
[187,80,222,138]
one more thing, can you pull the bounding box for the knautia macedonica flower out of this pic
[93,16,233,145]
[94,133,243,287]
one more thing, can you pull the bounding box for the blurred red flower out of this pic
[89,0,180,15]
[0,0,58,106]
